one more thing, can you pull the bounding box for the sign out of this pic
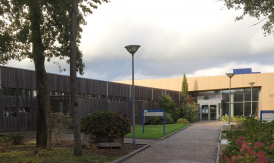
[142,109,165,134]
[260,111,274,122]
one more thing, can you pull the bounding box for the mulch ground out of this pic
[0,139,145,163]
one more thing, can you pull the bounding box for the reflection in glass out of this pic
[233,89,244,102]
[202,105,208,120]
[244,102,259,116]
[234,103,243,116]
[245,87,260,101]
[210,105,217,120]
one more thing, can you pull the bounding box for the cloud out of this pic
[2,0,274,82]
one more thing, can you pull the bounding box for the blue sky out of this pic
[3,0,274,81]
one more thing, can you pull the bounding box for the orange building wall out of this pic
[114,72,274,111]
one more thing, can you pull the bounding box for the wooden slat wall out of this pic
[0,66,181,132]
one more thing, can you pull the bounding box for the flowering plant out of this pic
[221,117,274,163]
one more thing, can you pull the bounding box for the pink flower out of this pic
[240,146,251,152]
[224,156,230,160]
[228,161,235,163]
[254,142,265,149]
[237,155,243,159]
[257,151,266,157]
[237,137,246,145]
[248,150,256,156]
[231,155,236,161]
[268,143,274,150]
[258,157,268,163]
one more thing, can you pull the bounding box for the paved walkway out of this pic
[123,121,225,163]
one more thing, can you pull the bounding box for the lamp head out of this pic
[249,82,255,86]
[125,45,141,55]
[226,73,235,78]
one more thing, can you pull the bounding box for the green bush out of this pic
[0,134,24,145]
[221,117,274,162]
[221,115,247,123]
[178,102,198,123]
[158,93,177,121]
[150,112,174,125]
[176,118,189,124]
[80,111,131,138]
[51,112,72,141]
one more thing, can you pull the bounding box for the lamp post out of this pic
[125,45,141,145]
[226,73,235,124]
[249,82,255,116]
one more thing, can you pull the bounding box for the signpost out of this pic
[260,111,274,122]
[142,109,165,134]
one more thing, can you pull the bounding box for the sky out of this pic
[3,0,274,81]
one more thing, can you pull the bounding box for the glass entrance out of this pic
[210,105,217,120]
[202,105,209,120]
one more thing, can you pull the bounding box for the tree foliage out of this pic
[0,0,109,149]
[0,0,86,70]
[222,0,274,36]
[181,73,188,100]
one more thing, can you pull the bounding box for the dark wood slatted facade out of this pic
[0,66,181,132]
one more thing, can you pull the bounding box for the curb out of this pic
[159,123,194,140]
[218,127,222,142]
[216,142,221,163]
[111,144,150,163]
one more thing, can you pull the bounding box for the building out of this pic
[115,68,274,121]
[1,66,272,132]
[0,66,180,132]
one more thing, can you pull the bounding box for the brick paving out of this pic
[122,121,225,163]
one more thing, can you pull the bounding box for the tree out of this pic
[222,0,274,36]
[181,73,188,100]
[0,0,84,149]
[70,0,82,156]
[158,93,177,121]
[69,0,109,156]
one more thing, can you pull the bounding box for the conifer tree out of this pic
[181,73,188,100]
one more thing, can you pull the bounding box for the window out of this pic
[2,87,6,96]
[24,107,30,113]
[18,107,24,113]
[8,88,16,96]
[4,107,9,117]
[11,107,16,117]
[108,96,113,102]
[33,90,37,97]
[100,95,106,98]
[18,89,22,97]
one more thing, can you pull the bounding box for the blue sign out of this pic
[260,111,274,122]
[142,109,165,134]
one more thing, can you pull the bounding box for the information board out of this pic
[260,111,274,122]
[142,109,165,134]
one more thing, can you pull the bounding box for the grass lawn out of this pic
[124,123,190,139]
[0,139,141,163]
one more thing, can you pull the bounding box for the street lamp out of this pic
[226,73,235,124]
[125,45,141,145]
[249,82,255,117]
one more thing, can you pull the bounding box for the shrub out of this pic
[0,134,24,145]
[176,118,189,124]
[158,93,177,120]
[178,102,198,123]
[150,112,174,125]
[80,111,131,138]
[51,112,72,141]
[221,117,274,162]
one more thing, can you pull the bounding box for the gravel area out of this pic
[122,121,226,163]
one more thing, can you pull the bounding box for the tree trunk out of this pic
[70,0,82,156]
[30,0,52,149]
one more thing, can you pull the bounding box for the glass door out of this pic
[210,105,217,120]
[202,105,209,120]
